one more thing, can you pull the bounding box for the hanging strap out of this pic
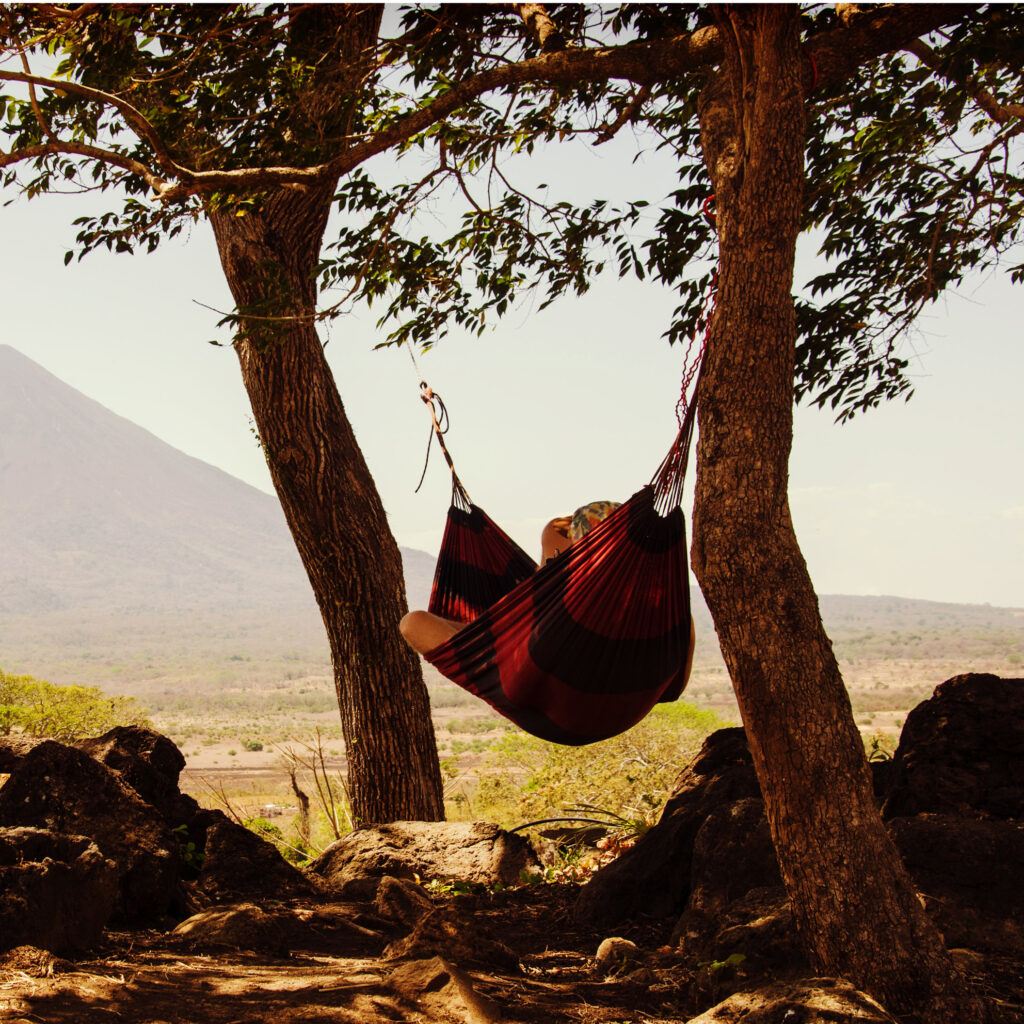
[652,242,718,512]
[415,382,472,511]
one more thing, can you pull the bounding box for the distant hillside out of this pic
[1,345,1019,702]
[0,344,436,616]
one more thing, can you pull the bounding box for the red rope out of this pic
[675,265,718,427]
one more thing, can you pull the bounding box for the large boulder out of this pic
[672,797,781,954]
[0,740,178,920]
[0,827,118,954]
[310,821,538,898]
[575,728,762,927]
[882,673,1024,820]
[696,885,803,973]
[171,903,290,954]
[186,809,319,906]
[76,725,199,826]
[888,814,1024,955]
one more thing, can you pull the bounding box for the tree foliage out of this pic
[0,668,150,741]
[2,5,1020,410]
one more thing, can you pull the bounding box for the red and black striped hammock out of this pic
[418,389,697,746]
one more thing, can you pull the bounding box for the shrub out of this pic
[0,668,150,740]
[455,700,728,830]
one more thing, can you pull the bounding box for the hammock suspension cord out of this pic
[406,340,472,510]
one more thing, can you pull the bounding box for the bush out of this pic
[242,739,263,752]
[454,700,728,830]
[0,668,150,740]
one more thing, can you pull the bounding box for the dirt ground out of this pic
[1,883,1022,1024]
[0,885,710,1024]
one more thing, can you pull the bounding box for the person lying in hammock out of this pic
[399,500,622,656]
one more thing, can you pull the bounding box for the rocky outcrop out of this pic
[575,728,762,927]
[0,827,118,954]
[310,821,538,899]
[671,796,781,953]
[889,813,1024,955]
[882,673,1024,820]
[187,809,319,906]
[577,674,1024,970]
[172,902,290,954]
[0,740,178,920]
[76,725,199,826]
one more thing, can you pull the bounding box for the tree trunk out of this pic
[690,7,977,1020]
[208,186,444,825]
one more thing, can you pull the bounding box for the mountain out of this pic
[0,345,436,615]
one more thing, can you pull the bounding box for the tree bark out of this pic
[690,6,978,1020]
[208,184,444,825]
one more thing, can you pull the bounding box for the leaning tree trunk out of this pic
[209,186,444,825]
[690,7,977,1020]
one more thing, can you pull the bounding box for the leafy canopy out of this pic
[2,4,1022,417]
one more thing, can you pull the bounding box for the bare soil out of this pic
[2,884,1022,1024]
[0,886,702,1024]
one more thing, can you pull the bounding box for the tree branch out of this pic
[0,139,170,194]
[0,5,979,205]
[806,4,976,93]
[514,3,567,54]
[595,84,652,145]
[0,68,188,180]
[905,38,1024,125]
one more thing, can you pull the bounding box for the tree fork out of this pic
[691,6,979,1020]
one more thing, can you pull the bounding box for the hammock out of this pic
[419,389,698,746]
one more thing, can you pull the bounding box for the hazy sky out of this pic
[2,135,1022,608]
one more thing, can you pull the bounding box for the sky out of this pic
[1,135,1022,609]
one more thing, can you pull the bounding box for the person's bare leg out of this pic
[399,610,462,656]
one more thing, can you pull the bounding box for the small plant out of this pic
[865,732,896,762]
[242,739,263,752]
[698,952,746,973]
[243,816,283,843]
[172,824,205,870]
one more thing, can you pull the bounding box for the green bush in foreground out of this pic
[0,668,150,741]
[451,701,729,831]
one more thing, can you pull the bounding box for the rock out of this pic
[672,797,780,954]
[0,827,118,954]
[0,741,178,920]
[576,728,762,927]
[384,897,520,970]
[310,821,539,896]
[187,809,319,905]
[699,886,803,972]
[0,945,72,977]
[0,737,43,773]
[389,956,506,1024]
[888,814,1024,955]
[686,977,898,1023]
[76,726,199,826]
[594,937,640,971]
[883,673,1024,820]
[375,875,435,928]
[172,902,289,954]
